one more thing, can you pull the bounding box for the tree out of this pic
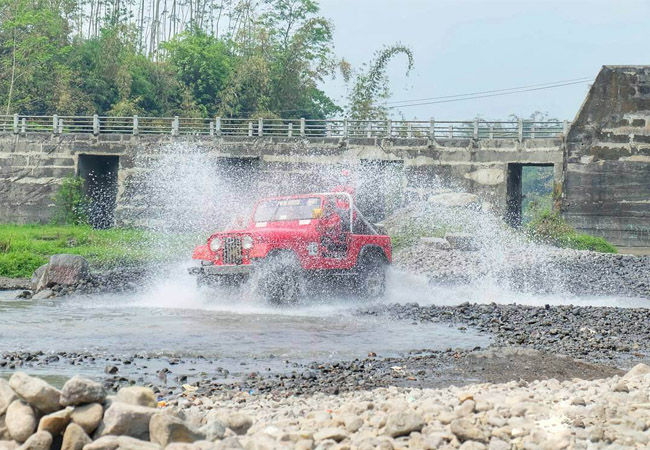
[347,44,414,120]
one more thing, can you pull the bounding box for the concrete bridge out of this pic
[0,66,648,247]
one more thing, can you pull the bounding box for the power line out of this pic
[381,76,594,105]
[386,79,593,109]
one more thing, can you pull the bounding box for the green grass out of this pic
[389,221,456,252]
[526,211,617,254]
[0,225,201,278]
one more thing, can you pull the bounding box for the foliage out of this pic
[0,225,201,278]
[347,44,414,120]
[526,211,617,253]
[51,177,90,226]
[390,220,456,252]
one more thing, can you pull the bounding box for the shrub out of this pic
[526,210,617,253]
[52,177,89,225]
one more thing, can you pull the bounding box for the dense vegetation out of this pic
[0,0,412,120]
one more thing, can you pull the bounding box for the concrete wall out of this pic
[563,66,650,247]
[0,133,563,226]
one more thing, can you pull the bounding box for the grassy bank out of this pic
[0,225,199,278]
[526,211,617,253]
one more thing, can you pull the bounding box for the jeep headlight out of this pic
[242,235,254,250]
[209,237,222,252]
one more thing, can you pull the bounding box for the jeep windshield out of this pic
[253,197,322,223]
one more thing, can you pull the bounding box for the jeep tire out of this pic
[357,255,387,299]
[257,254,303,305]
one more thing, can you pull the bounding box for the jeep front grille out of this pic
[222,237,243,265]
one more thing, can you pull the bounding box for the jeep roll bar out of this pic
[315,192,378,235]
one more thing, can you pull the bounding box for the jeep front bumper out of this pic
[188,264,253,276]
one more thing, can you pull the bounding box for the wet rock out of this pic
[312,428,348,442]
[5,400,37,443]
[104,366,118,375]
[94,402,158,440]
[0,379,17,415]
[149,414,205,447]
[115,387,156,408]
[9,372,61,413]
[84,435,160,450]
[30,290,54,301]
[16,431,51,450]
[37,254,89,290]
[70,403,104,435]
[30,265,48,291]
[37,406,73,435]
[60,376,106,406]
[450,419,487,443]
[61,423,91,450]
[384,411,424,438]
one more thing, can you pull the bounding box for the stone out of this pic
[199,422,226,441]
[312,428,348,443]
[450,419,487,443]
[0,441,19,450]
[459,441,487,450]
[343,416,363,433]
[70,403,104,435]
[213,437,242,450]
[623,363,650,380]
[0,380,17,415]
[444,233,478,251]
[30,290,55,300]
[83,435,160,450]
[5,400,37,443]
[224,414,252,436]
[383,411,424,438]
[60,376,106,406]
[419,237,451,250]
[94,401,158,440]
[17,431,51,450]
[38,254,89,289]
[30,265,48,291]
[9,372,61,414]
[37,407,73,435]
[149,414,205,447]
[114,387,156,408]
[61,423,91,450]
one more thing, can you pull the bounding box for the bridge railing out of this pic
[0,114,569,140]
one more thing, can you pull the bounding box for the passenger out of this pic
[318,200,345,255]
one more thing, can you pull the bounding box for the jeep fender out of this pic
[357,245,389,266]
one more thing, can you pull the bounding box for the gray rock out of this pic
[30,265,48,291]
[223,414,252,436]
[149,414,205,447]
[450,419,487,443]
[199,422,226,441]
[61,423,91,450]
[444,233,478,251]
[30,290,55,301]
[60,376,106,406]
[419,237,451,250]
[83,435,160,450]
[459,441,487,450]
[9,372,61,414]
[0,440,19,450]
[70,403,104,435]
[38,254,89,289]
[384,411,424,438]
[17,431,52,450]
[623,363,650,380]
[37,406,73,435]
[94,402,158,441]
[0,415,11,440]
[5,400,37,443]
[312,428,348,443]
[0,379,17,415]
[114,387,156,409]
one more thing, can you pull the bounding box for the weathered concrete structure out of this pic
[0,133,563,227]
[563,66,650,247]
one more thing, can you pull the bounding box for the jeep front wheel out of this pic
[257,255,303,305]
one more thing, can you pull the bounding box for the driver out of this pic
[318,199,343,252]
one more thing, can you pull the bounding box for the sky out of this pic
[318,0,650,121]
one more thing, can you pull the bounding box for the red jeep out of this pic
[189,192,392,304]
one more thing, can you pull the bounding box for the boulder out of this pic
[428,193,481,209]
[30,290,55,300]
[61,423,91,450]
[114,387,156,409]
[5,400,37,443]
[70,403,104,435]
[60,376,106,406]
[37,407,73,435]
[0,441,19,450]
[16,431,51,450]
[0,379,17,415]
[37,254,89,290]
[84,435,160,450]
[450,419,487,443]
[149,414,205,447]
[419,237,451,250]
[9,372,61,414]
[384,411,424,438]
[30,265,48,291]
[94,402,158,441]
[622,363,650,380]
[199,422,225,441]
[312,428,348,443]
[0,415,10,440]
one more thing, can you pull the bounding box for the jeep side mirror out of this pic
[312,208,323,219]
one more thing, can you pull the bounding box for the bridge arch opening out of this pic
[506,163,555,228]
[77,154,119,229]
